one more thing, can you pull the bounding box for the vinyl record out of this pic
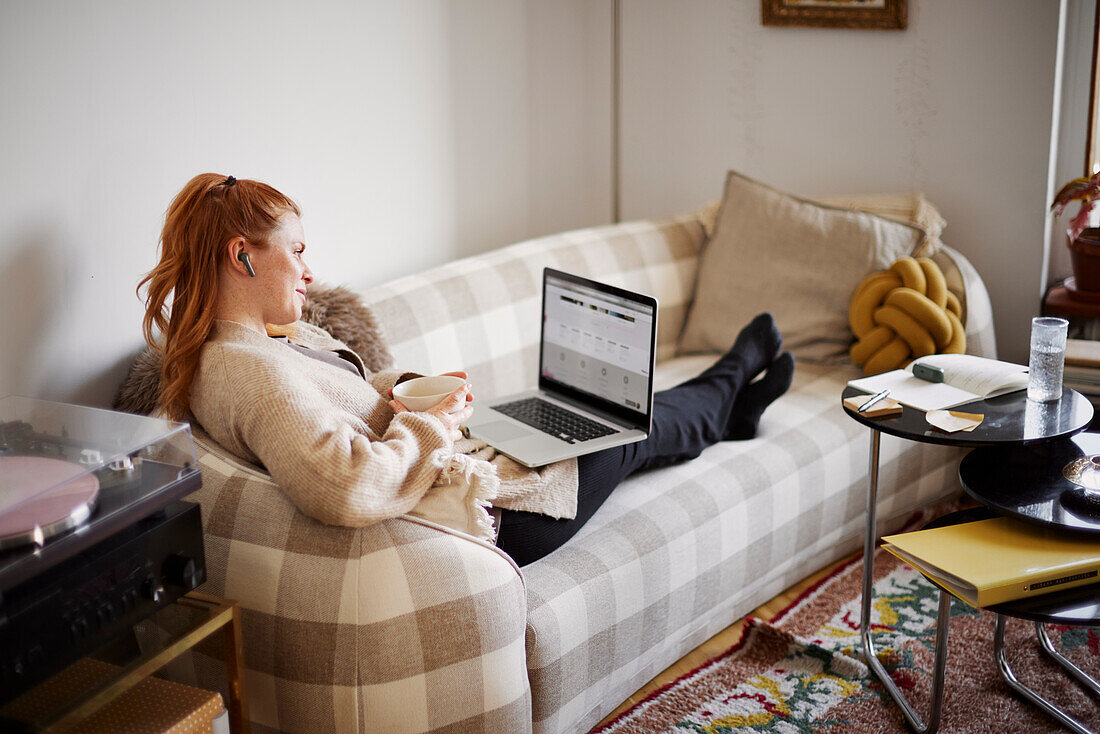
[959,432,1100,533]
[0,456,99,549]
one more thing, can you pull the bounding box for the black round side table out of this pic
[961,431,1100,534]
[842,385,1093,448]
[958,428,1100,734]
[841,386,1094,733]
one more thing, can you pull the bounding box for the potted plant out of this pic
[1052,170,1100,293]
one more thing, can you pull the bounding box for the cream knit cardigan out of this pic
[189,320,579,527]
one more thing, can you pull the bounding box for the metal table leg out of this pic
[995,615,1097,734]
[861,428,951,733]
[1037,622,1100,698]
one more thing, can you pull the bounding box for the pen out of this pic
[857,388,891,414]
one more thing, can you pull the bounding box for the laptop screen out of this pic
[538,268,657,430]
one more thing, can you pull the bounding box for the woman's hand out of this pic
[439,371,473,403]
[389,382,474,441]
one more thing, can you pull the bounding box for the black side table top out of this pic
[923,508,1100,625]
[961,431,1100,535]
[842,386,1094,448]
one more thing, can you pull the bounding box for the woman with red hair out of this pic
[141,173,792,565]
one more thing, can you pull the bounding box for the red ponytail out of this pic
[138,173,299,419]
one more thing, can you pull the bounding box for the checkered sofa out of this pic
[183,205,997,733]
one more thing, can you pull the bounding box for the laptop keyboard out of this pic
[493,398,618,444]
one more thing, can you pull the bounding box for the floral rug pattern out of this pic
[596,549,1100,733]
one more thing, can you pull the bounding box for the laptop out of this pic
[465,268,657,468]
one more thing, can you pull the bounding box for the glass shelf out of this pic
[0,593,248,733]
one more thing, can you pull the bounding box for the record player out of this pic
[0,396,204,702]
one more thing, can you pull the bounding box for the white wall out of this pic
[1051,0,1097,283]
[0,1,611,407]
[620,0,1062,363]
[0,0,1077,409]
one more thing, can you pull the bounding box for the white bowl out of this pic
[391,375,466,412]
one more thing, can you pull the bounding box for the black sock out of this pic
[697,313,782,388]
[668,314,783,448]
[726,351,795,440]
[730,312,783,386]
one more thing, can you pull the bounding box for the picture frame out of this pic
[761,0,907,30]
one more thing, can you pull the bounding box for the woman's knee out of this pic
[496,512,583,566]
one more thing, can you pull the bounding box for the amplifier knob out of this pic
[83,605,100,632]
[141,577,164,603]
[162,554,202,589]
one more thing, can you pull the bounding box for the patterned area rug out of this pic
[595,533,1100,733]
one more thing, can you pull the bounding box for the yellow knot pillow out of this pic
[849,256,966,375]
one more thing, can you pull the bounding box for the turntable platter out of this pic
[0,457,99,549]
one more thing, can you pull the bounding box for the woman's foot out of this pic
[725,351,795,440]
[732,312,783,383]
[699,312,783,388]
[668,313,783,446]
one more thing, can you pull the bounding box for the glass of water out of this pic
[1027,316,1069,402]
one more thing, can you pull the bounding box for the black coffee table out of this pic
[842,386,1094,733]
[959,433,1100,733]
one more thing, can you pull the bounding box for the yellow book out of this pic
[881,517,1100,608]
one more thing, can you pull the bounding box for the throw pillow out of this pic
[848,256,966,375]
[113,282,394,415]
[698,191,947,254]
[678,171,926,363]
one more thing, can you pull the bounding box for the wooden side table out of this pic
[1044,279,1100,338]
[0,592,249,733]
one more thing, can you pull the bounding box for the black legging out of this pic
[496,357,743,566]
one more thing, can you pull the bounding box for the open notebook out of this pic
[848,354,1028,412]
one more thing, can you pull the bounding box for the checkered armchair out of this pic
[185,433,529,734]
[182,201,997,734]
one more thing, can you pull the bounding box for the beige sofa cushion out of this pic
[698,191,945,251]
[678,170,925,362]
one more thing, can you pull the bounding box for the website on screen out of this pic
[540,276,654,411]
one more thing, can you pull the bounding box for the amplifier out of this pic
[0,501,206,703]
